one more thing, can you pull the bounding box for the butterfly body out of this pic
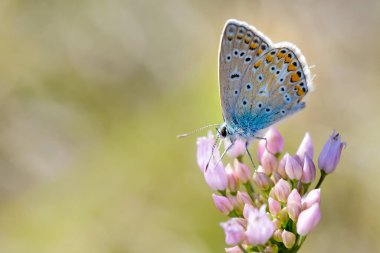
[218,19,312,142]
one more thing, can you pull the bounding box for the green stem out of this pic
[238,244,248,253]
[315,171,327,189]
[244,182,255,201]
[290,236,307,253]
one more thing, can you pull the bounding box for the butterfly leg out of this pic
[245,141,256,170]
[212,140,234,170]
[205,135,220,171]
[253,136,276,156]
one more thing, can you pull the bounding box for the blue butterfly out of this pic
[217,19,312,157]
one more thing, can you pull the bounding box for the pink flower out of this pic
[302,189,321,210]
[213,194,233,215]
[297,203,321,236]
[261,150,278,175]
[287,189,302,221]
[301,155,316,184]
[273,179,291,202]
[268,197,281,216]
[196,131,216,172]
[257,127,284,161]
[234,160,251,184]
[225,246,244,253]
[318,131,346,174]
[277,154,288,179]
[226,164,239,192]
[225,138,246,158]
[252,172,273,190]
[243,203,255,219]
[296,132,314,163]
[245,205,275,246]
[237,191,252,206]
[204,156,228,191]
[220,218,245,245]
[285,155,302,180]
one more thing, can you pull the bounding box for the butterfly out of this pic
[217,19,312,149]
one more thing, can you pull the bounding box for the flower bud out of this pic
[287,189,302,221]
[297,203,321,236]
[296,132,314,163]
[271,171,282,184]
[225,138,246,159]
[273,229,283,242]
[301,155,316,184]
[285,155,302,180]
[220,218,245,245]
[253,172,273,190]
[302,189,321,210]
[258,128,284,161]
[279,207,289,224]
[268,197,281,216]
[212,194,233,215]
[234,160,251,183]
[196,131,216,172]
[277,154,288,179]
[318,131,346,174]
[273,179,291,202]
[226,164,239,192]
[265,244,279,253]
[237,191,252,206]
[282,230,296,248]
[261,150,278,175]
[272,218,280,229]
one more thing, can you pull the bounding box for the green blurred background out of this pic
[0,0,378,252]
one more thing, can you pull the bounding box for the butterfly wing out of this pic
[218,19,271,129]
[235,45,311,135]
[218,19,312,137]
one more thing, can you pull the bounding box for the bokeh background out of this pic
[0,0,379,252]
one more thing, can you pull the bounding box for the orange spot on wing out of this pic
[256,48,263,56]
[277,52,285,59]
[245,38,251,44]
[266,55,273,63]
[291,73,301,82]
[287,63,297,71]
[295,85,305,96]
[249,43,258,50]
[285,55,292,63]
[237,34,243,39]
[254,60,262,69]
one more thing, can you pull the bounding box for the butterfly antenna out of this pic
[176,124,221,138]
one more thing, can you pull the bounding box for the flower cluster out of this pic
[196,128,345,253]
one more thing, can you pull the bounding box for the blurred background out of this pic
[0,0,379,252]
